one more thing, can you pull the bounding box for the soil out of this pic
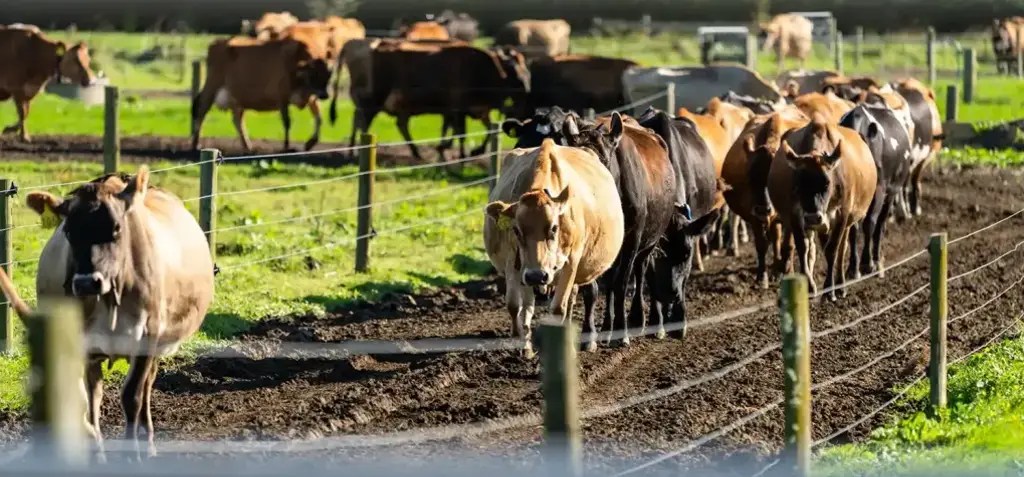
[1,140,1022,475]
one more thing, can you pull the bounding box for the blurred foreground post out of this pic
[926,27,936,86]
[199,148,219,261]
[962,48,976,104]
[833,31,844,75]
[780,274,810,477]
[355,133,377,273]
[929,233,948,413]
[28,299,86,466]
[665,82,676,116]
[746,33,758,70]
[0,179,11,355]
[854,26,863,67]
[103,86,120,174]
[541,319,581,477]
[945,84,959,122]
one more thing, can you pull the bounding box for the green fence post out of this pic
[541,319,581,477]
[355,133,377,273]
[0,179,12,355]
[199,149,219,262]
[929,233,948,413]
[780,274,811,477]
[103,86,120,174]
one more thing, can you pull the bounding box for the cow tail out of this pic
[328,49,347,125]
[0,267,31,321]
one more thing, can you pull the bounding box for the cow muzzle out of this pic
[803,213,830,233]
[71,272,111,297]
[523,269,551,287]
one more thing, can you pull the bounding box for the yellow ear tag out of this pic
[497,215,513,231]
[40,207,60,229]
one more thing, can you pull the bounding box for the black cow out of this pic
[501,106,575,146]
[840,101,912,279]
[711,91,778,115]
[525,55,638,118]
[430,10,480,42]
[635,108,720,339]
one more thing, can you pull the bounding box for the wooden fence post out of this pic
[541,319,581,477]
[962,48,976,104]
[946,84,959,123]
[828,16,838,58]
[190,60,202,102]
[665,82,676,116]
[199,149,219,262]
[926,27,937,86]
[355,133,377,273]
[103,86,120,174]
[1017,28,1023,78]
[929,233,948,413]
[28,298,86,466]
[746,33,758,70]
[0,179,11,356]
[780,274,811,477]
[834,31,844,75]
[854,26,863,68]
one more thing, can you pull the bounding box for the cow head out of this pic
[27,169,151,303]
[781,123,843,233]
[492,47,531,117]
[57,42,96,87]
[502,107,577,147]
[564,112,625,163]
[487,187,571,288]
[293,55,332,100]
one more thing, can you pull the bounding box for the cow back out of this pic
[0,28,61,91]
[528,55,638,115]
[371,44,509,114]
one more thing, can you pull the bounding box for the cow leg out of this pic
[834,220,853,300]
[551,260,578,321]
[85,355,106,461]
[9,95,30,142]
[601,256,622,345]
[395,114,422,160]
[711,210,726,254]
[738,219,749,244]
[614,244,641,346]
[823,221,846,301]
[303,99,322,151]
[581,281,599,352]
[231,107,252,153]
[627,250,651,331]
[505,277,529,353]
[121,354,156,461]
[752,223,770,289]
[141,359,160,458]
[668,240,696,340]
[279,105,293,152]
[348,106,364,151]
[873,196,893,278]
[910,160,928,216]
[190,88,217,150]
[437,114,454,154]
[846,222,861,281]
[727,214,742,257]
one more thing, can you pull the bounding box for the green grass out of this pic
[0,159,492,411]
[817,328,1024,476]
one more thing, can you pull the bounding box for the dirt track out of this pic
[0,140,1022,474]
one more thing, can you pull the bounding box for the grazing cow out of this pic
[991,17,1024,74]
[635,109,720,339]
[191,37,332,152]
[767,114,877,300]
[493,19,572,60]
[840,102,912,279]
[721,106,809,287]
[0,168,214,458]
[624,66,784,113]
[400,21,451,41]
[0,28,95,141]
[431,10,480,42]
[254,11,299,39]
[525,55,638,117]
[892,78,943,218]
[793,91,855,124]
[760,14,814,70]
[484,139,624,353]
[329,41,529,159]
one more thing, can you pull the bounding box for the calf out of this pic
[0,28,95,141]
[840,103,912,279]
[191,37,332,152]
[768,114,877,300]
[0,167,214,458]
[892,78,943,218]
[484,139,624,353]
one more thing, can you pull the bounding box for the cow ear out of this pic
[486,201,516,220]
[562,115,580,137]
[824,139,843,167]
[550,186,570,211]
[26,192,66,218]
[683,209,721,237]
[55,41,67,57]
[501,119,523,138]
[866,122,880,140]
[120,166,150,209]
[607,112,625,142]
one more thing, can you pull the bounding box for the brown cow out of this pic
[777,69,839,96]
[192,37,332,153]
[0,28,95,141]
[494,19,572,60]
[323,16,366,57]
[701,97,755,253]
[767,114,877,300]
[675,106,731,271]
[0,167,214,458]
[254,11,299,40]
[485,138,624,354]
[760,14,814,71]
[401,21,451,41]
[793,90,855,124]
[721,106,809,287]
[991,17,1024,74]
[821,75,883,102]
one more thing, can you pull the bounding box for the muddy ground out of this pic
[1,139,1022,475]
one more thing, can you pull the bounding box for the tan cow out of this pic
[401,21,451,41]
[0,167,214,458]
[721,105,809,287]
[191,37,333,152]
[991,17,1024,73]
[767,114,877,300]
[280,21,335,60]
[761,14,814,71]
[493,19,571,59]
[485,139,624,354]
[675,106,732,271]
[323,16,366,56]
[254,11,299,40]
[701,97,755,254]
[0,28,95,141]
[776,69,839,96]
[793,90,855,124]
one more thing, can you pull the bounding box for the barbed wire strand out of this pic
[812,284,929,340]
[948,239,1024,283]
[948,205,1024,245]
[810,248,928,299]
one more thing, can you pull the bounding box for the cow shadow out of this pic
[199,312,251,340]
[448,253,494,276]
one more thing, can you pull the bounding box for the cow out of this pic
[484,138,624,354]
[675,106,731,271]
[776,69,839,96]
[328,40,530,160]
[623,65,784,113]
[430,10,480,42]
[760,14,814,71]
[721,106,809,288]
[891,78,943,218]
[634,108,720,339]
[191,36,332,153]
[280,21,336,60]
[0,28,95,142]
[767,114,877,300]
[323,16,367,55]
[711,90,781,115]
[839,101,912,279]
[493,19,572,60]
[400,21,451,41]
[793,90,855,124]
[6,23,42,34]
[524,55,638,118]
[991,17,1024,74]
[254,11,299,40]
[0,167,214,458]
[821,75,883,102]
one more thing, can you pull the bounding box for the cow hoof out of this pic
[656,328,667,340]
[521,346,536,359]
[584,340,598,353]
[304,141,318,151]
[757,277,769,290]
